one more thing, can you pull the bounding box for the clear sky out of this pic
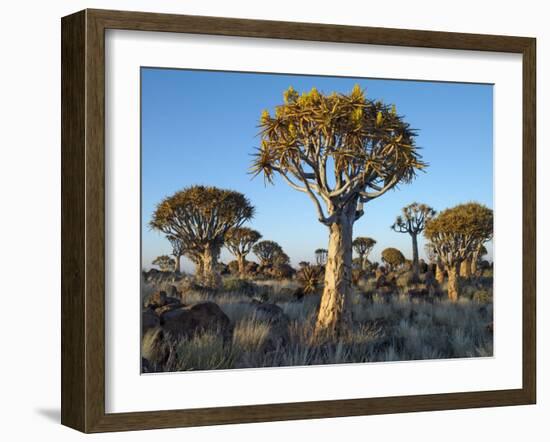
[141,68,493,272]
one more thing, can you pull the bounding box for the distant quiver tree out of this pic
[352,237,376,270]
[425,202,493,301]
[391,202,436,278]
[150,185,254,288]
[225,227,262,276]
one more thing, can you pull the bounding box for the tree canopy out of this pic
[251,85,426,226]
[425,202,493,268]
[150,186,254,251]
[352,237,376,257]
[391,202,436,235]
[152,255,175,272]
[381,247,405,270]
[253,240,283,266]
[225,227,262,258]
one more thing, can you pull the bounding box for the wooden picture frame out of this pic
[61,8,536,433]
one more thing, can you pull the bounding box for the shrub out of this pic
[472,289,492,304]
[222,278,258,296]
[227,260,240,274]
[297,265,322,294]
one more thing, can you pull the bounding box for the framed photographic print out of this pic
[61,9,536,433]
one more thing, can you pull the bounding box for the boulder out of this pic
[141,327,171,370]
[144,290,167,309]
[144,290,181,310]
[160,302,233,344]
[142,309,160,334]
[251,302,290,352]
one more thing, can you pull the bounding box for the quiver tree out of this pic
[391,202,435,278]
[150,186,254,288]
[425,202,493,301]
[152,255,175,272]
[252,240,283,267]
[425,242,444,284]
[381,247,405,272]
[352,237,376,270]
[273,250,291,266]
[315,248,328,266]
[225,227,262,276]
[252,85,424,334]
[167,235,189,273]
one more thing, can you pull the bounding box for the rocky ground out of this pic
[141,269,493,373]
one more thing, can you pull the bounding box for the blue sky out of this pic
[141,68,493,272]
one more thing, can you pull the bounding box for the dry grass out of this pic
[142,274,493,372]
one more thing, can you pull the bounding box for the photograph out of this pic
[140,68,494,373]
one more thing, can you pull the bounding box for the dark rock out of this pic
[142,309,160,334]
[154,302,184,316]
[141,327,171,370]
[251,302,290,352]
[160,302,233,344]
[144,290,167,309]
[292,287,305,301]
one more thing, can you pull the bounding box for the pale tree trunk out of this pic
[175,255,181,274]
[237,254,246,277]
[460,259,472,278]
[447,263,460,302]
[359,253,366,271]
[470,250,480,277]
[315,212,354,335]
[435,260,445,284]
[201,245,221,289]
[411,233,419,278]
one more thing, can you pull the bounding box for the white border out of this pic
[105,30,523,413]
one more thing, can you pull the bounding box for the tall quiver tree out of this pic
[225,227,262,276]
[352,237,376,270]
[425,202,493,301]
[150,186,254,288]
[252,85,425,334]
[391,202,436,278]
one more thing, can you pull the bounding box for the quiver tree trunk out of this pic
[201,245,221,289]
[470,250,480,277]
[174,255,181,274]
[447,264,460,302]
[411,233,419,277]
[237,254,246,277]
[315,213,353,335]
[435,261,445,285]
[460,259,472,278]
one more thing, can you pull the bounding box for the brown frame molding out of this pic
[61,9,536,433]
